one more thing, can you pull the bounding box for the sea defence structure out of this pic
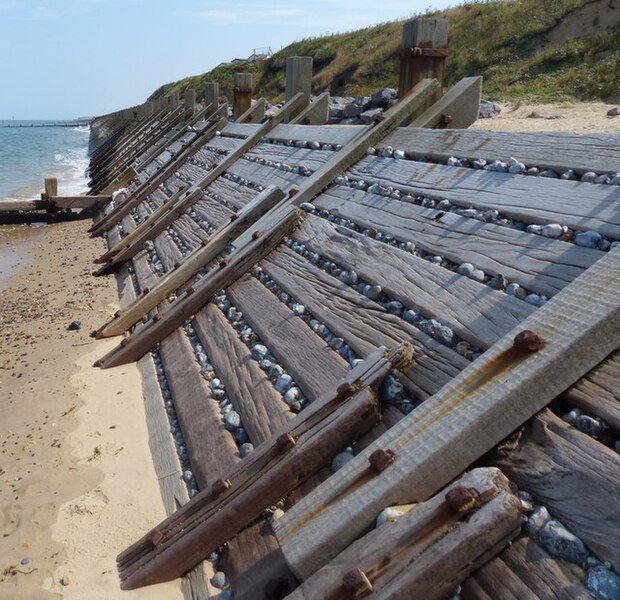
[48,16,620,599]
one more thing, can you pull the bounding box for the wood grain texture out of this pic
[293,215,534,349]
[347,156,620,238]
[194,303,293,445]
[382,127,620,175]
[227,274,349,402]
[244,142,334,172]
[314,185,603,297]
[493,409,620,573]
[565,349,620,432]
[273,248,620,580]
[268,124,366,146]
[289,92,329,126]
[262,246,469,401]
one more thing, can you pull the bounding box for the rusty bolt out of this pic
[147,528,166,548]
[230,214,238,222]
[276,433,297,451]
[368,448,396,475]
[445,486,478,516]
[120,338,130,347]
[342,568,373,598]
[337,382,358,400]
[114,310,122,318]
[212,478,232,497]
[173,261,181,270]
[440,113,453,125]
[153,314,162,322]
[142,287,150,296]
[251,230,263,240]
[513,330,544,353]
[201,238,210,247]
[186,287,195,296]
[288,188,299,198]
[219,259,228,269]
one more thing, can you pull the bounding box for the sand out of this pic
[0,221,181,599]
[0,101,617,599]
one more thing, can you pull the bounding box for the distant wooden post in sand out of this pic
[232,73,252,121]
[183,89,196,112]
[399,18,449,97]
[204,82,219,108]
[42,178,58,200]
[168,92,180,111]
[285,56,313,122]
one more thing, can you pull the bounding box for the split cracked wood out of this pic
[93,185,285,338]
[285,467,521,600]
[94,206,302,368]
[273,248,620,580]
[96,93,308,268]
[116,344,415,589]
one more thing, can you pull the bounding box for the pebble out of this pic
[223,411,241,431]
[419,319,457,347]
[20,558,29,565]
[275,373,293,393]
[506,283,521,296]
[561,169,578,180]
[393,150,406,159]
[539,519,589,565]
[67,320,81,331]
[376,504,415,526]
[366,285,382,301]
[385,300,404,315]
[575,414,603,437]
[60,576,71,586]
[575,230,602,248]
[607,107,620,117]
[581,171,598,183]
[234,428,249,445]
[586,566,620,600]
[331,451,355,473]
[403,309,420,324]
[540,169,559,178]
[381,378,404,403]
[525,293,542,306]
[211,571,227,589]
[283,387,300,406]
[239,442,254,457]
[542,223,563,238]
[469,269,486,283]
[525,505,550,537]
[508,162,526,174]
[300,202,315,213]
[457,263,475,277]
[488,274,508,290]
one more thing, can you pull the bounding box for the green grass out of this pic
[149,0,620,105]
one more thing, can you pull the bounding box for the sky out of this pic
[0,0,457,119]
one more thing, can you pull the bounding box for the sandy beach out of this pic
[0,221,181,599]
[0,100,617,599]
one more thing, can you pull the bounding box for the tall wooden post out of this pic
[43,178,58,199]
[285,56,313,122]
[399,18,449,97]
[204,82,219,107]
[232,73,252,121]
[183,89,196,112]
[168,92,180,111]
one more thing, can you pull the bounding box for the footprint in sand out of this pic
[68,487,109,516]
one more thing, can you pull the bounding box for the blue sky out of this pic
[0,0,456,119]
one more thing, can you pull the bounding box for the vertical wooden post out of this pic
[44,178,58,199]
[204,82,220,108]
[399,18,449,97]
[285,56,313,122]
[232,73,252,121]
[183,89,196,112]
[168,92,180,111]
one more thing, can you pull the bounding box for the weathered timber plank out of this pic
[314,185,603,297]
[347,156,620,238]
[244,142,335,172]
[192,196,235,229]
[273,247,620,579]
[176,162,214,185]
[171,215,207,250]
[289,92,329,126]
[492,409,620,573]
[409,76,482,129]
[565,349,620,432]
[220,122,262,138]
[203,136,246,154]
[96,207,302,367]
[268,124,366,146]
[203,178,259,210]
[382,128,620,175]
[154,231,184,273]
[194,304,293,445]
[159,329,240,490]
[226,159,308,190]
[287,468,521,600]
[262,246,468,401]
[227,274,349,403]
[293,215,534,349]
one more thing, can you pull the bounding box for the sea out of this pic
[0,120,90,202]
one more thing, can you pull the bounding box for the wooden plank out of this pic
[236,98,266,124]
[293,215,534,349]
[220,122,262,138]
[475,537,591,600]
[203,136,246,154]
[192,196,235,229]
[244,142,334,172]
[288,467,521,600]
[347,156,620,238]
[159,329,240,490]
[227,274,349,403]
[226,159,308,190]
[203,177,258,210]
[273,247,620,579]
[381,128,620,175]
[194,304,293,445]
[493,409,620,572]
[95,206,302,367]
[409,76,482,129]
[95,187,285,338]
[289,92,329,126]
[262,246,469,401]
[565,349,620,432]
[117,345,412,589]
[315,184,603,298]
[268,124,366,146]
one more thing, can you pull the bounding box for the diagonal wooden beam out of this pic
[116,344,414,589]
[93,185,286,338]
[236,98,266,124]
[89,108,228,237]
[94,206,303,368]
[94,92,309,268]
[273,248,620,580]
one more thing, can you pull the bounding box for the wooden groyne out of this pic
[74,16,620,599]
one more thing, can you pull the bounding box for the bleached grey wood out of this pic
[293,215,534,349]
[226,159,308,190]
[220,122,262,138]
[236,98,266,124]
[314,185,603,297]
[268,123,365,146]
[290,92,329,126]
[347,156,620,238]
[244,142,335,172]
[382,128,620,175]
[203,136,246,154]
[274,247,620,580]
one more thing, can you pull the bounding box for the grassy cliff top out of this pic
[149,0,620,105]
